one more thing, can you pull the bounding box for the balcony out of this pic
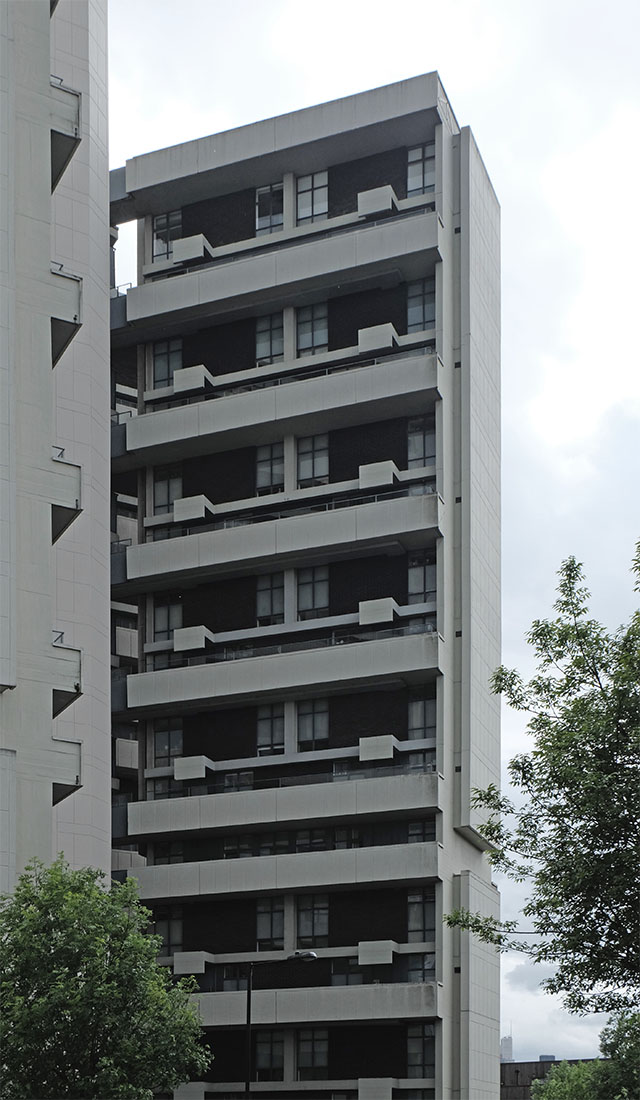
[122,622,439,714]
[50,446,82,542]
[130,840,439,900]
[117,344,437,469]
[49,77,81,190]
[197,978,438,1028]
[49,265,82,365]
[114,209,440,341]
[129,770,439,837]
[50,632,82,717]
[122,488,440,589]
[50,734,82,805]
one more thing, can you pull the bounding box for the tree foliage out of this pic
[445,552,640,1013]
[531,1012,640,1100]
[0,856,211,1099]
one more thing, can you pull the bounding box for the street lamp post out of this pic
[244,950,317,1096]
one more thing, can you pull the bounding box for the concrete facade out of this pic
[109,75,501,1099]
[0,0,111,888]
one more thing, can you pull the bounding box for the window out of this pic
[146,777,183,801]
[255,1029,284,1082]
[297,698,329,750]
[223,770,253,793]
[297,1028,329,1080]
[153,465,182,515]
[256,183,283,235]
[408,696,436,741]
[154,841,183,865]
[334,827,360,849]
[256,312,284,365]
[407,749,436,774]
[408,551,436,604]
[408,820,436,844]
[257,831,290,857]
[407,415,435,468]
[407,1022,436,1078]
[296,828,331,853]
[257,703,285,756]
[407,953,436,983]
[154,904,183,955]
[297,303,328,356]
[152,338,182,389]
[257,897,284,950]
[297,565,329,620]
[153,599,182,642]
[407,278,436,333]
[221,963,248,991]
[297,894,328,947]
[153,210,181,260]
[407,143,435,196]
[223,835,254,859]
[256,442,284,495]
[153,718,183,767]
[297,171,328,223]
[297,433,329,487]
[256,572,284,626]
[331,957,364,986]
[407,888,436,942]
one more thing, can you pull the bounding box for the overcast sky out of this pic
[108,0,640,1062]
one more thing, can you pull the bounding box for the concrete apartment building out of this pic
[109,74,501,1099]
[0,0,111,890]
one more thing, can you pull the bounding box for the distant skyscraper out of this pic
[501,1035,514,1062]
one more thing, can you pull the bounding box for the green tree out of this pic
[531,1012,640,1100]
[445,552,640,1013]
[0,856,211,1099]
[530,1059,599,1100]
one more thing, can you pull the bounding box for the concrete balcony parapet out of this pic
[130,841,439,901]
[128,770,441,838]
[196,977,438,1027]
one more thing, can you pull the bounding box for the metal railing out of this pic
[146,341,436,412]
[148,616,436,671]
[147,480,437,543]
[148,204,437,284]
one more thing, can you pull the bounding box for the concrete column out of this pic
[282,172,296,230]
[283,434,297,491]
[283,305,296,362]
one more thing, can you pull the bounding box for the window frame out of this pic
[154,904,183,955]
[153,464,182,516]
[152,209,182,261]
[153,718,183,768]
[256,571,285,626]
[296,302,328,357]
[297,565,329,621]
[297,433,329,488]
[152,337,182,389]
[255,1028,285,1082]
[407,278,436,334]
[257,897,285,951]
[408,550,437,605]
[407,414,436,470]
[257,703,285,756]
[296,1027,329,1081]
[256,183,284,236]
[256,442,285,496]
[407,887,436,943]
[296,893,329,948]
[296,170,328,224]
[407,1022,436,1079]
[297,698,329,751]
[407,143,436,197]
[256,312,284,365]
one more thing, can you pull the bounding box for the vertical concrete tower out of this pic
[0,0,111,885]
[109,74,501,1099]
